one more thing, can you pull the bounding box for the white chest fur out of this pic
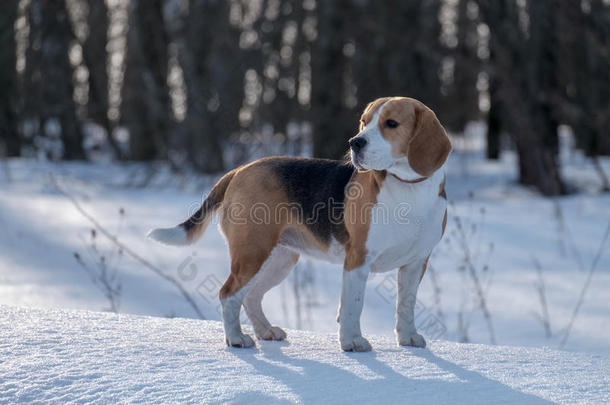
[278,169,447,271]
[366,169,446,273]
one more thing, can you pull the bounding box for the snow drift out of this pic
[1,305,607,404]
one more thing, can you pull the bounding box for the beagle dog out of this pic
[149,97,451,352]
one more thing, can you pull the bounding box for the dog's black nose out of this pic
[349,137,367,152]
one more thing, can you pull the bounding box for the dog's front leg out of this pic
[338,264,372,352]
[396,260,427,348]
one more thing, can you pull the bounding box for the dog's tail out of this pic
[148,170,236,246]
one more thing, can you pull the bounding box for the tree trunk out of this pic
[311,0,357,160]
[444,0,480,133]
[479,0,564,195]
[121,0,171,160]
[175,0,245,173]
[519,0,563,194]
[485,20,501,161]
[257,0,307,155]
[352,0,443,111]
[0,0,19,156]
[486,79,501,160]
[585,0,610,157]
[83,0,121,157]
[556,0,610,157]
[515,133,564,195]
[25,0,84,159]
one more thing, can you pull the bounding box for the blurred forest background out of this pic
[0,0,609,196]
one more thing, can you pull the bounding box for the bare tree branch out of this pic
[560,221,610,349]
[51,174,206,320]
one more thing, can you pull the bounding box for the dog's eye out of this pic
[385,119,399,128]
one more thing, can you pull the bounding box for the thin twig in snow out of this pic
[51,174,206,320]
[560,221,610,349]
[454,215,496,344]
[553,200,585,271]
[292,264,302,330]
[531,256,552,338]
[553,201,567,257]
[74,246,122,313]
[427,263,445,322]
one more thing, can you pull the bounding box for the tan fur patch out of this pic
[441,208,448,236]
[217,160,325,298]
[407,104,452,177]
[218,163,284,298]
[343,170,386,270]
[377,97,419,156]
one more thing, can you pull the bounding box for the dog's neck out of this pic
[387,158,428,183]
[389,173,428,184]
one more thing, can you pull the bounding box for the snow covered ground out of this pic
[1,305,608,404]
[0,130,609,364]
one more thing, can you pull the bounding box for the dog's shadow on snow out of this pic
[229,341,555,404]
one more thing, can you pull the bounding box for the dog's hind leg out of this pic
[219,273,259,348]
[219,253,268,348]
[219,221,284,348]
[243,246,299,341]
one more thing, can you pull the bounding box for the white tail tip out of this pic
[147,226,188,246]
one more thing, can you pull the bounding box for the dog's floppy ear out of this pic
[407,107,452,177]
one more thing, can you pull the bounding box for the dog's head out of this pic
[349,97,451,179]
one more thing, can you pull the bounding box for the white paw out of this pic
[255,326,287,341]
[341,336,372,352]
[226,333,255,348]
[398,333,426,348]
